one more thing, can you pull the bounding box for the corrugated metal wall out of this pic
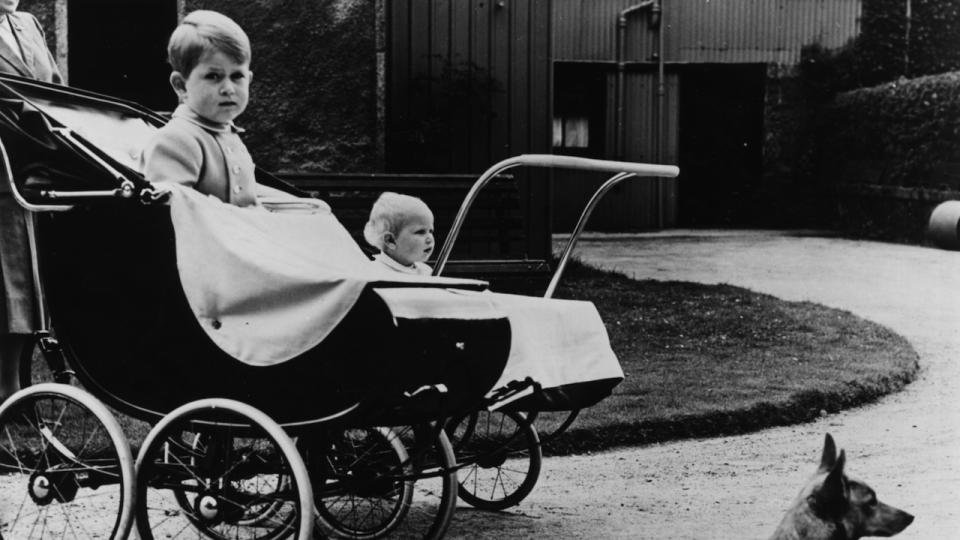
[553,69,679,230]
[551,0,861,230]
[387,0,553,260]
[553,0,659,62]
[618,70,679,227]
[671,0,861,64]
[617,71,679,165]
[553,0,861,63]
[388,0,552,173]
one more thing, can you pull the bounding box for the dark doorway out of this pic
[678,64,765,226]
[68,0,178,111]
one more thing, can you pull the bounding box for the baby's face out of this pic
[176,49,251,125]
[389,212,434,266]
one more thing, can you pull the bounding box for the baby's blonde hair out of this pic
[168,10,251,76]
[364,192,433,250]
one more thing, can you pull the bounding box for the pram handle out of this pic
[432,154,679,296]
[2,127,159,211]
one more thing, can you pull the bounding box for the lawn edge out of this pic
[543,360,920,457]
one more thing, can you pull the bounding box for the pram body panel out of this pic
[36,202,511,427]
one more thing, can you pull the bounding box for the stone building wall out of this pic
[183,0,382,172]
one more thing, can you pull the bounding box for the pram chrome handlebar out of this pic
[2,128,158,211]
[545,171,633,299]
[432,154,680,294]
[0,137,71,212]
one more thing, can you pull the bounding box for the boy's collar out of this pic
[172,104,245,134]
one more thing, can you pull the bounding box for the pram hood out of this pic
[0,73,164,194]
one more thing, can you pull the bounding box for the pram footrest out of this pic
[485,378,539,411]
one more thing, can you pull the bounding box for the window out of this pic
[553,63,606,156]
[553,117,590,148]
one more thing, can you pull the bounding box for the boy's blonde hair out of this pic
[364,192,433,250]
[168,10,251,76]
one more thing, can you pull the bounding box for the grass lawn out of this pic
[542,259,920,455]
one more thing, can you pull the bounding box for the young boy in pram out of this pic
[140,10,258,206]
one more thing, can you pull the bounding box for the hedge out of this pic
[815,71,960,189]
[799,0,960,93]
[804,71,960,242]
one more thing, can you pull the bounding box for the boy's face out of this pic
[386,211,435,267]
[0,1,19,15]
[172,49,251,125]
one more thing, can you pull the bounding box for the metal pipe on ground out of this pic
[928,200,960,250]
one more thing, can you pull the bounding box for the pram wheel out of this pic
[0,383,135,540]
[134,398,313,540]
[311,424,458,540]
[308,426,413,539]
[446,410,541,510]
[528,409,580,443]
[391,424,458,539]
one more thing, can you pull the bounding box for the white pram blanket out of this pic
[166,185,485,366]
[484,291,622,393]
[370,285,623,395]
[167,184,623,395]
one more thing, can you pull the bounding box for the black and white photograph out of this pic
[0,0,956,538]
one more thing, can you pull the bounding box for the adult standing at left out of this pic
[0,0,63,402]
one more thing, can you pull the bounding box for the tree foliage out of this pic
[800,0,960,97]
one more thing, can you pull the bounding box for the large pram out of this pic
[0,73,678,539]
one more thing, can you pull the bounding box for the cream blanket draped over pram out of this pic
[166,184,622,393]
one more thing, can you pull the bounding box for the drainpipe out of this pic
[615,0,665,226]
[903,0,912,76]
[652,0,665,227]
[615,1,655,160]
[652,0,664,163]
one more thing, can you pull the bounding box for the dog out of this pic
[770,433,913,539]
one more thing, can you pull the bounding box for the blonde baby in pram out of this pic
[364,192,436,276]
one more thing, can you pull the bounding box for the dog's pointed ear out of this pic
[830,449,846,477]
[811,449,848,519]
[817,433,837,473]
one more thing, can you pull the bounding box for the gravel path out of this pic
[447,230,960,539]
